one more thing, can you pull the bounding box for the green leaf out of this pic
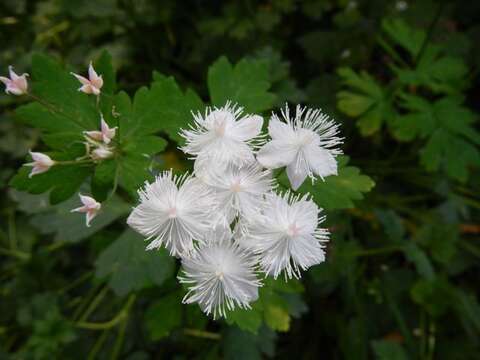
[120,75,203,143]
[281,156,375,210]
[226,306,263,334]
[415,221,458,265]
[208,56,276,113]
[337,67,392,136]
[10,163,92,205]
[381,19,425,58]
[371,340,408,360]
[223,326,276,360]
[410,278,453,317]
[403,243,435,281]
[91,159,117,201]
[145,291,183,340]
[95,50,116,95]
[95,229,175,296]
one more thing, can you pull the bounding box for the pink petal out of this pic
[84,130,104,141]
[71,72,91,86]
[79,194,98,208]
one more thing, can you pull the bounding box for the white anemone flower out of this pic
[200,163,274,225]
[257,105,342,190]
[180,102,263,169]
[179,235,261,319]
[127,171,214,257]
[242,191,329,279]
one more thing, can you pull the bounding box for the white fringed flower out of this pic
[242,191,329,279]
[179,236,261,319]
[127,171,214,257]
[257,105,342,190]
[200,163,274,225]
[180,103,263,169]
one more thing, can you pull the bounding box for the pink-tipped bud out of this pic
[91,145,113,161]
[84,115,117,144]
[71,194,101,227]
[0,66,29,95]
[71,61,103,95]
[25,151,55,178]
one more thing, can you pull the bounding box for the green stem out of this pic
[414,2,444,65]
[58,271,93,294]
[75,294,136,330]
[111,318,128,360]
[79,285,109,322]
[87,329,110,360]
[0,247,30,260]
[8,210,16,251]
[183,328,221,340]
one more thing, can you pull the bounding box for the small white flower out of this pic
[180,102,263,169]
[396,1,408,11]
[84,115,117,144]
[25,151,55,178]
[71,62,103,95]
[200,162,274,225]
[179,236,261,319]
[257,105,342,190]
[242,191,329,279]
[0,66,28,95]
[71,194,101,227]
[127,171,214,257]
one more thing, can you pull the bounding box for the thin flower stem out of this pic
[8,210,16,251]
[79,285,110,322]
[54,159,94,166]
[87,329,110,360]
[57,271,93,294]
[183,328,221,340]
[0,247,30,260]
[111,318,128,360]
[75,294,136,330]
[414,2,444,66]
[427,320,436,360]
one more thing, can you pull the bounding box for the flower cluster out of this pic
[2,63,110,227]
[127,102,342,318]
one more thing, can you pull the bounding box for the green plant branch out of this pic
[79,285,109,322]
[414,2,445,65]
[183,328,221,340]
[75,294,136,330]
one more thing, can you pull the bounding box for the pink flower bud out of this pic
[71,194,101,227]
[25,151,55,178]
[0,66,29,95]
[91,145,113,161]
[71,62,103,95]
[84,115,117,144]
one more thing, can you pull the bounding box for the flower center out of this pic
[230,179,243,193]
[287,223,300,237]
[214,120,227,137]
[215,270,224,280]
[168,207,177,218]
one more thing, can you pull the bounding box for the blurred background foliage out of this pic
[1,0,480,359]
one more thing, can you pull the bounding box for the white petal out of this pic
[286,162,308,190]
[232,115,263,141]
[305,144,338,179]
[256,140,297,169]
[268,117,295,141]
[79,194,99,209]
